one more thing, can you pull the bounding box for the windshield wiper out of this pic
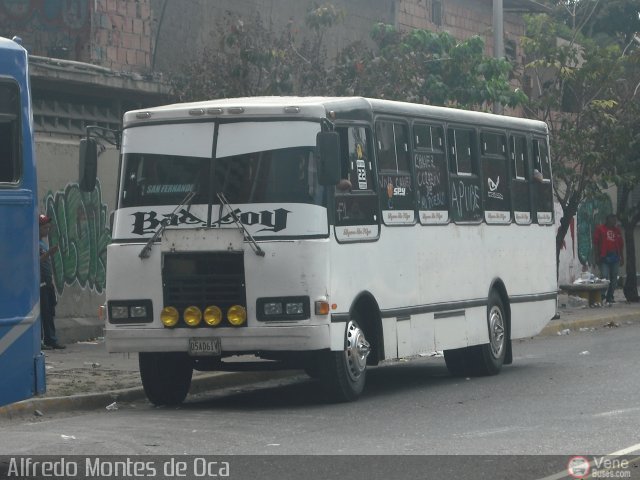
[217,192,265,257]
[139,190,197,259]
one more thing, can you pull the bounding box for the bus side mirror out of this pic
[79,137,98,192]
[316,131,341,186]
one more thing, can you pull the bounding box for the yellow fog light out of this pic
[204,305,223,326]
[227,305,247,326]
[161,306,179,327]
[184,306,202,327]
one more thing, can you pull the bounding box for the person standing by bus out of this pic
[593,214,624,305]
[39,214,65,349]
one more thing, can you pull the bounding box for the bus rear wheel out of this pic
[475,290,507,375]
[320,318,370,402]
[444,291,507,377]
[139,352,193,406]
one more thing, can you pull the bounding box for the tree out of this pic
[171,4,343,101]
[331,24,526,110]
[171,4,526,111]
[524,1,640,299]
[520,2,627,274]
[598,50,640,301]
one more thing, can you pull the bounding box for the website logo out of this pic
[567,456,590,479]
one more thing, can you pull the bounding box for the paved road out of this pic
[1,323,639,477]
[3,322,639,455]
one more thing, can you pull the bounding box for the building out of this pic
[0,0,559,333]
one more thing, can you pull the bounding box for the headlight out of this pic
[256,296,310,321]
[110,305,129,319]
[184,306,202,327]
[285,302,304,315]
[161,306,179,327]
[204,305,222,326]
[227,305,247,326]
[108,300,153,324]
[264,302,283,315]
[130,305,148,318]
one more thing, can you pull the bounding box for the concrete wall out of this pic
[36,135,119,333]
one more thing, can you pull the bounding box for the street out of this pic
[1,322,639,460]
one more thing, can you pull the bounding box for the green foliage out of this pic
[171,5,525,112]
[332,25,524,109]
[171,6,339,101]
[522,1,640,280]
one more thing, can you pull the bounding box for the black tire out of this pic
[303,356,322,379]
[319,318,370,402]
[444,291,507,377]
[139,352,193,406]
[443,347,472,377]
[474,290,507,376]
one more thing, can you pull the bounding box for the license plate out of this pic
[188,337,221,356]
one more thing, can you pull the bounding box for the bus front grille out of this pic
[162,252,246,327]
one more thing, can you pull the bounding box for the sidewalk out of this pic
[2,294,639,419]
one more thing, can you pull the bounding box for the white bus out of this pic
[80,97,557,405]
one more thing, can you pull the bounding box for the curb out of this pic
[539,309,640,336]
[3,309,639,419]
[0,370,298,421]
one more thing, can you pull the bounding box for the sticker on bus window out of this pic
[383,210,415,224]
[485,211,510,224]
[537,212,553,224]
[420,211,448,224]
[356,159,367,190]
[514,211,531,224]
[335,225,379,242]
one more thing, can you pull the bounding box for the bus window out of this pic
[0,82,20,184]
[510,134,532,224]
[511,135,527,180]
[447,128,476,176]
[341,126,374,191]
[121,153,210,208]
[414,123,444,150]
[414,123,448,224]
[375,120,415,225]
[481,131,510,224]
[482,131,506,156]
[533,138,551,181]
[333,126,379,240]
[533,138,553,224]
[448,127,482,223]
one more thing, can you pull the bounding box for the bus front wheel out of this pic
[476,290,507,375]
[320,318,370,402]
[139,352,193,406]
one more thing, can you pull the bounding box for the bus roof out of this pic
[123,96,548,134]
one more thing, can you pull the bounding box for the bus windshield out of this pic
[120,122,324,208]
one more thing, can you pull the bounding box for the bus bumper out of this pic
[105,324,333,353]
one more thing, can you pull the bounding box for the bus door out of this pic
[333,125,379,243]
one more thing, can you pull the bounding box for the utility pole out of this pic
[493,0,505,114]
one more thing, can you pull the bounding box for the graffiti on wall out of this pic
[44,181,111,295]
[577,196,612,267]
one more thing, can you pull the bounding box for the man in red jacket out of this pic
[593,214,624,304]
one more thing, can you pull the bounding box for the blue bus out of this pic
[0,36,46,406]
